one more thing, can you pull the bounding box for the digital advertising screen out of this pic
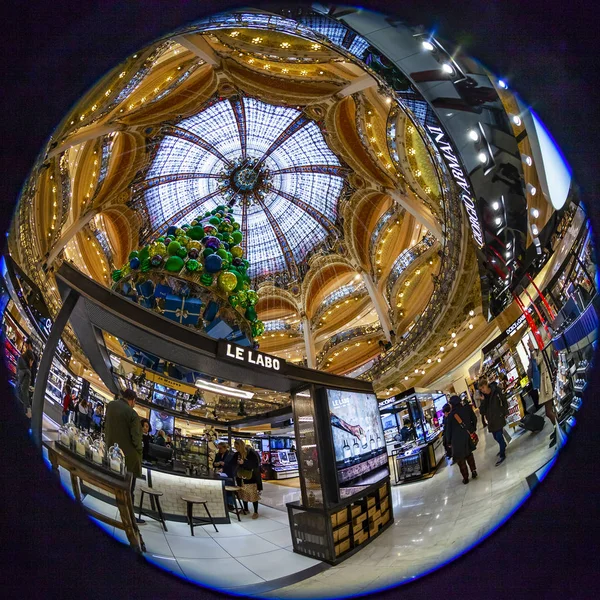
[327,389,389,500]
[149,409,174,435]
[381,412,398,431]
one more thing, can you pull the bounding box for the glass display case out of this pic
[172,434,209,476]
[379,388,446,484]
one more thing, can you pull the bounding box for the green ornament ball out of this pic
[157,237,165,243]
[216,248,228,260]
[233,223,240,230]
[128,251,139,261]
[200,273,213,286]
[234,271,245,292]
[246,290,258,306]
[237,290,248,307]
[140,258,151,273]
[185,259,200,272]
[139,246,150,262]
[167,241,181,256]
[231,230,243,245]
[228,294,239,308]
[165,255,184,272]
[176,246,188,259]
[203,247,215,258]
[245,305,257,322]
[111,269,122,282]
[209,216,220,226]
[187,226,205,241]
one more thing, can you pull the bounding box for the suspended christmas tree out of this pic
[111,205,264,345]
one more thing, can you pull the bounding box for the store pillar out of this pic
[360,271,392,342]
[302,315,316,369]
[31,289,79,447]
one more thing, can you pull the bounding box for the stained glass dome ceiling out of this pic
[139,96,346,279]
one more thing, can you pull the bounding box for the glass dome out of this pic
[139,96,346,278]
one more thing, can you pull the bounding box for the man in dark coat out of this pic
[214,442,237,510]
[444,395,478,484]
[479,378,509,465]
[104,388,143,521]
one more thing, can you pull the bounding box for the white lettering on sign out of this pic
[426,125,485,248]
[331,397,350,409]
[505,314,527,336]
[225,343,281,371]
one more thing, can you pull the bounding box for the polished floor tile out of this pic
[239,517,289,535]
[215,534,280,557]
[238,548,321,581]
[178,557,265,588]
[145,553,186,578]
[166,534,229,559]
[257,527,294,549]
[207,522,255,538]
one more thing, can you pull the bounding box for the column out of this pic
[302,314,316,369]
[44,209,99,268]
[361,271,393,342]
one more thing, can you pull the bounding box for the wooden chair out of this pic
[138,485,168,532]
[225,485,244,522]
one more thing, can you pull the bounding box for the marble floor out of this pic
[41,411,559,598]
[262,416,558,599]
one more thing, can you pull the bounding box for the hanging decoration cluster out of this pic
[111,205,264,342]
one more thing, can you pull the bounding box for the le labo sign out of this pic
[218,341,284,372]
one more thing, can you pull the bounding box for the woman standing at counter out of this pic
[233,439,262,520]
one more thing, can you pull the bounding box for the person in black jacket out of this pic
[140,419,152,461]
[233,439,262,519]
[479,377,509,465]
[214,442,237,510]
[444,395,478,484]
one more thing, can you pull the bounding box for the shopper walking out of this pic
[16,338,35,421]
[62,386,75,425]
[233,439,262,519]
[104,389,143,523]
[78,398,91,430]
[532,345,558,448]
[444,395,478,484]
[479,377,509,465]
[473,384,487,428]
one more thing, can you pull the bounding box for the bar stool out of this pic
[138,485,168,532]
[181,496,218,535]
[225,485,244,522]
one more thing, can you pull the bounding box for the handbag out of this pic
[237,467,253,480]
[454,413,479,448]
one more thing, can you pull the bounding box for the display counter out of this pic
[389,430,445,483]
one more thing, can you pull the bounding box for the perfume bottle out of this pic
[376,432,383,448]
[343,439,351,461]
[369,435,375,451]
[360,431,368,449]
[353,438,360,457]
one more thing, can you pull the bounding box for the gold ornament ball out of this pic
[149,241,167,257]
[188,240,201,251]
[217,271,238,293]
[231,246,243,259]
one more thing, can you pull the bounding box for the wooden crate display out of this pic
[335,538,351,556]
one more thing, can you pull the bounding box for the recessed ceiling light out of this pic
[442,63,454,74]
[492,201,500,210]
[477,152,488,164]
[531,208,540,218]
[495,217,502,225]
[498,79,508,89]
[422,40,435,51]
[468,130,479,141]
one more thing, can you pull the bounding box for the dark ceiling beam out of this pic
[272,164,347,177]
[229,97,247,159]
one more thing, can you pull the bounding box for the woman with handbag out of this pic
[444,395,478,484]
[233,439,262,519]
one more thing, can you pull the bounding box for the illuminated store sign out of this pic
[505,314,527,336]
[219,341,283,372]
[426,125,485,248]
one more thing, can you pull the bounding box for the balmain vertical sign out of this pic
[427,125,485,248]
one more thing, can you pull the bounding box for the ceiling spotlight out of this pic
[511,114,522,126]
[531,208,540,218]
[492,201,500,210]
[522,154,533,166]
[442,63,454,74]
[451,332,456,338]
[527,183,537,196]
[422,40,435,51]
[477,152,488,164]
[469,310,475,317]
[495,217,502,225]
[468,130,479,142]
[440,346,445,352]
[505,251,511,258]
[469,323,474,330]
[437,358,442,363]
[498,79,508,89]
[427,359,432,364]
[415,369,419,373]
[531,224,539,235]
[404,375,409,380]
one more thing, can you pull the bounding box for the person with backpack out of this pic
[444,395,478,484]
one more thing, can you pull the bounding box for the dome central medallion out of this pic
[221,157,272,205]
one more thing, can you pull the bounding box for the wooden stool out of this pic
[225,485,244,522]
[138,485,168,532]
[181,496,218,535]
